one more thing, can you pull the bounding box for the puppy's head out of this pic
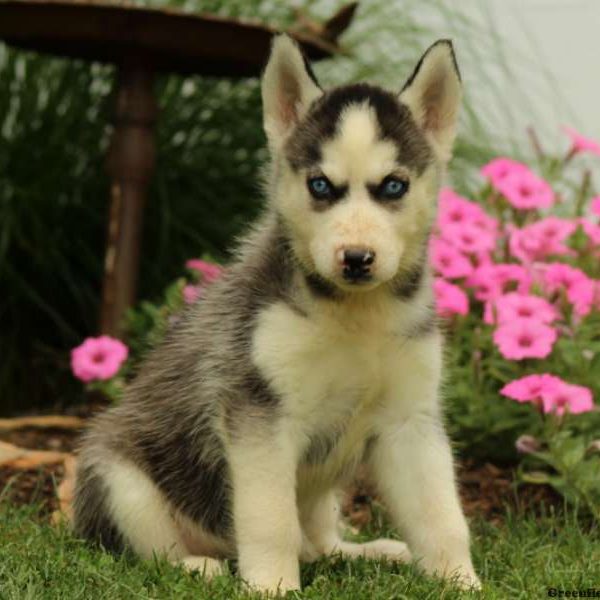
[262,35,461,293]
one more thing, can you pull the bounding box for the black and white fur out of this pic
[73,36,480,593]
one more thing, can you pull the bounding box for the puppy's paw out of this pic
[439,564,481,591]
[244,574,300,596]
[364,538,412,562]
[453,567,481,591]
[420,555,481,591]
[180,555,225,579]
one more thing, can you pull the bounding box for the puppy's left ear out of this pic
[400,40,462,163]
[262,34,322,152]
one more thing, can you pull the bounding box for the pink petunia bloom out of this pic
[541,381,595,415]
[502,373,595,415]
[480,157,529,187]
[429,237,474,279]
[591,196,600,217]
[485,293,558,326]
[71,335,129,383]
[533,217,577,251]
[493,319,557,360]
[185,259,223,283]
[509,227,542,263]
[440,222,496,256]
[438,188,485,224]
[539,263,590,295]
[501,373,563,402]
[437,188,498,235]
[494,169,555,210]
[567,277,596,316]
[466,265,504,301]
[492,263,532,294]
[433,278,469,317]
[509,218,576,263]
[183,284,205,304]
[563,126,600,157]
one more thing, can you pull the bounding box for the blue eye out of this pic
[308,176,332,198]
[381,177,408,199]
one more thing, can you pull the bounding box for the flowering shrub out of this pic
[436,127,600,518]
[70,127,600,518]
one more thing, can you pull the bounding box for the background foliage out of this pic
[0,0,566,414]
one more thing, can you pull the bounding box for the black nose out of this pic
[343,248,375,269]
[342,248,375,282]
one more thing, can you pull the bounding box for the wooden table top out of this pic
[0,0,340,76]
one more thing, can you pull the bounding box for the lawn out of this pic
[0,502,598,599]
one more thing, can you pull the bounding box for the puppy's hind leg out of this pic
[302,491,412,563]
[101,458,226,578]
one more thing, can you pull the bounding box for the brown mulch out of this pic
[0,462,66,519]
[342,460,562,530]
[0,411,563,528]
[458,459,562,526]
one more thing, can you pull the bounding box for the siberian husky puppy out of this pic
[73,35,480,593]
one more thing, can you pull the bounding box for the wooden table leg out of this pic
[100,59,157,337]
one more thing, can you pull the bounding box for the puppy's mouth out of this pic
[333,271,382,293]
[342,267,373,284]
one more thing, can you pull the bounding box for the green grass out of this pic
[0,503,598,599]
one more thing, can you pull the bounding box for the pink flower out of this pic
[183,284,204,304]
[480,157,529,187]
[438,188,484,225]
[563,126,600,157]
[541,381,594,415]
[185,259,223,283]
[507,219,576,263]
[486,293,558,325]
[440,222,496,255]
[494,169,554,210]
[493,319,557,360]
[71,336,129,383]
[591,196,600,217]
[433,278,469,317]
[567,277,596,316]
[501,373,563,402]
[429,237,473,279]
[466,265,504,301]
[540,263,589,295]
[501,373,595,415]
[509,227,544,263]
[437,188,498,235]
[530,217,577,256]
[492,263,532,294]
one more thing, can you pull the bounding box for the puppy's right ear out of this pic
[262,35,322,152]
[399,40,462,163]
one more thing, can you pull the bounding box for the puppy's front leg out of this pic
[371,335,479,589]
[370,412,480,589]
[228,429,302,594]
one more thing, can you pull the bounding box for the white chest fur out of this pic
[251,295,437,484]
